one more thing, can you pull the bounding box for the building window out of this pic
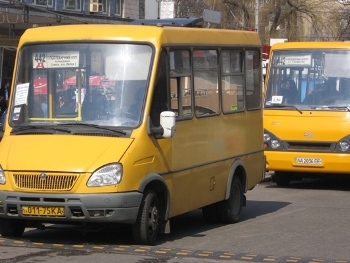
[116,0,121,15]
[64,0,81,11]
[89,0,107,13]
[34,0,53,7]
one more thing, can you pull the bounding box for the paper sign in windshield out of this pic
[14,83,30,106]
[271,95,283,104]
[33,51,79,68]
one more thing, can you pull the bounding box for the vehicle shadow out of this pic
[16,199,289,246]
[266,175,350,191]
[159,199,289,243]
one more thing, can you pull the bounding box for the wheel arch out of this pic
[138,173,170,222]
[225,159,247,200]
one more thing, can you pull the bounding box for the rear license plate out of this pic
[22,206,64,216]
[294,157,322,165]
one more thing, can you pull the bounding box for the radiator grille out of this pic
[287,142,332,151]
[13,173,79,191]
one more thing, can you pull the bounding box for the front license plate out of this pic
[294,157,322,165]
[22,206,64,216]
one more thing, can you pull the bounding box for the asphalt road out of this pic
[1,174,350,263]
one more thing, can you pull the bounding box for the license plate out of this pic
[294,157,322,165]
[22,206,64,216]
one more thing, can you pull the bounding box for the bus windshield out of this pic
[10,43,152,128]
[264,50,350,111]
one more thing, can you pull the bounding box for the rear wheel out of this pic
[0,218,26,237]
[217,177,243,224]
[132,190,160,245]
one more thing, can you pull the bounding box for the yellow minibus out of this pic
[264,41,350,186]
[0,18,264,245]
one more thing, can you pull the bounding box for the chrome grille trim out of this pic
[13,173,79,191]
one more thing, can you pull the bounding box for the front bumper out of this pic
[265,151,350,173]
[0,191,143,224]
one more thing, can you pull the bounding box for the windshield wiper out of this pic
[310,106,350,111]
[11,125,71,134]
[264,104,303,114]
[58,123,127,135]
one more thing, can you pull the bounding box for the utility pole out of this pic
[157,0,161,19]
[255,0,259,32]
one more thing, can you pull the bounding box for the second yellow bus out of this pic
[264,41,350,186]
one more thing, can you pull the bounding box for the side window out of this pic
[221,50,244,113]
[245,49,262,110]
[169,49,192,118]
[194,50,219,116]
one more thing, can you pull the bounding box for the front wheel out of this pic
[217,177,244,224]
[273,172,291,187]
[132,190,160,245]
[0,218,26,237]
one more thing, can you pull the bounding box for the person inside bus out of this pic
[82,86,107,120]
[105,87,117,116]
[304,79,343,105]
[57,96,75,115]
[322,79,344,104]
[127,87,145,119]
[31,95,44,117]
[0,80,10,115]
[40,95,48,117]
[280,78,298,104]
[303,83,325,105]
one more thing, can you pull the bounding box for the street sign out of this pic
[203,9,221,24]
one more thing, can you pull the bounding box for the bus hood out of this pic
[264,110,350,141]
[0,135,133,172]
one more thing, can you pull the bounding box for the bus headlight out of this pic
[271,139,281,149]
[0,165,5,184]
[339,141,350,152]
[264,129,283,150]
[87,163,123,187]
[264,133,271,142]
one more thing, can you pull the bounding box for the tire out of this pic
[132,190,160,245]
[202,203,220,223]
[217,177,243,224]
[273,172,291,187]
[0,218,26,237]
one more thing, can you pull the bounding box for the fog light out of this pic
[106,210,114,217]
[88,210,105,217]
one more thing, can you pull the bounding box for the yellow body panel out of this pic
[264,110,350,173]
